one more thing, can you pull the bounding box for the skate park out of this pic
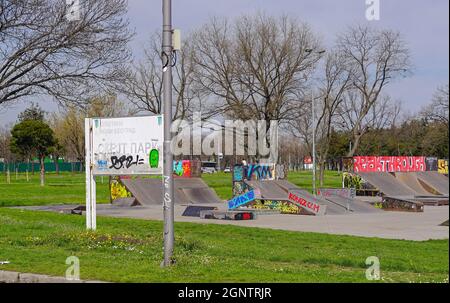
[1,0,449,285]
[18,157,449,241]
[347,157,449,211]
[108,161,388,217]
[102,157,449,218]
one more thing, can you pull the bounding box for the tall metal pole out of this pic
[162,0,174,267]
[312,89,316,196]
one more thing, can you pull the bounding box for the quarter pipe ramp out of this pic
[416,172,449,196]
[319,194,383,214]
[246,180,379,215]
[394,172,443,196]
[120,178,223,206]
[357,172,417,197]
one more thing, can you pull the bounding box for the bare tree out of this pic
[121,33,199,121]
[287,50,353,184]
[0,0,132,106]
[315,51,353,185]
[192,14,322,127]
[336,25,411,156]
[287,101,313,156]
[49,106,85,168]
[422,84,449,127]
[338,92,401,154]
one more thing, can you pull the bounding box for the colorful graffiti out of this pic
[228,190,259,209]
[425,157,438,171]
[353,156,426,173]
[438,159,448,174]
[231,163,290,213]
[233,163,287,181]
[110,177,132,201]
[233,165,244,182]
[149,149,160,168]
[288,192,325,215]
[173,160,192,177]
[232,182,248,197]
[252,200,302,214]
[245,164,274,180]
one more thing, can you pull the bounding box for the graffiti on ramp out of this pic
[228,189,260,209]
[288,191,326,216]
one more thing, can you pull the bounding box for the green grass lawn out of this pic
[0,172,110,206]
[0,208,448,283]
[0,170,342,206]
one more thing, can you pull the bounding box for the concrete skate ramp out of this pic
[121,178,222,205]
[416,172,449,196]
[181,187,223,205]
[321,194,383,214]
[120,178,167,205]
[394,172,440,196]
[244,180,289,200]
[357,172,417,197]
[275,180,381,214]
[246,180,377,215]
[277,180,354,214]
[289,189,344,215]
[272,180,304,192]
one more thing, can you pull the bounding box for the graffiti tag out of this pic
[288,192,325,215]
[246,164,273,180]
[109,155,144,170]
[228,190,258,209]
[353,156,426,173]
[233,165,244,182]
[173,160,192,177]
[438,159,448,174]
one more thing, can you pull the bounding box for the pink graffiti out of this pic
[353,156,426,173]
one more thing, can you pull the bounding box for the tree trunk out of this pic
[40,156,45,187]
[347,132,363,157]
[54,156,60,175]
[319,161,325,187]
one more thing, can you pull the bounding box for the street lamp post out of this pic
[312,88,316,196]
[304,49,326,196]
[162,0,174,267]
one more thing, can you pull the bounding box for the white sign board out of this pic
[91,116,163,175]
[85,115,163,230]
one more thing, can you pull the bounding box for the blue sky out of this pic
[0,0,448,125]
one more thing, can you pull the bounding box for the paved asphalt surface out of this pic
[17,199,449,241]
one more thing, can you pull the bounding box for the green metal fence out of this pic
[0,162,83,173]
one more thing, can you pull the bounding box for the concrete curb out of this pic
[0,270,107,283]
